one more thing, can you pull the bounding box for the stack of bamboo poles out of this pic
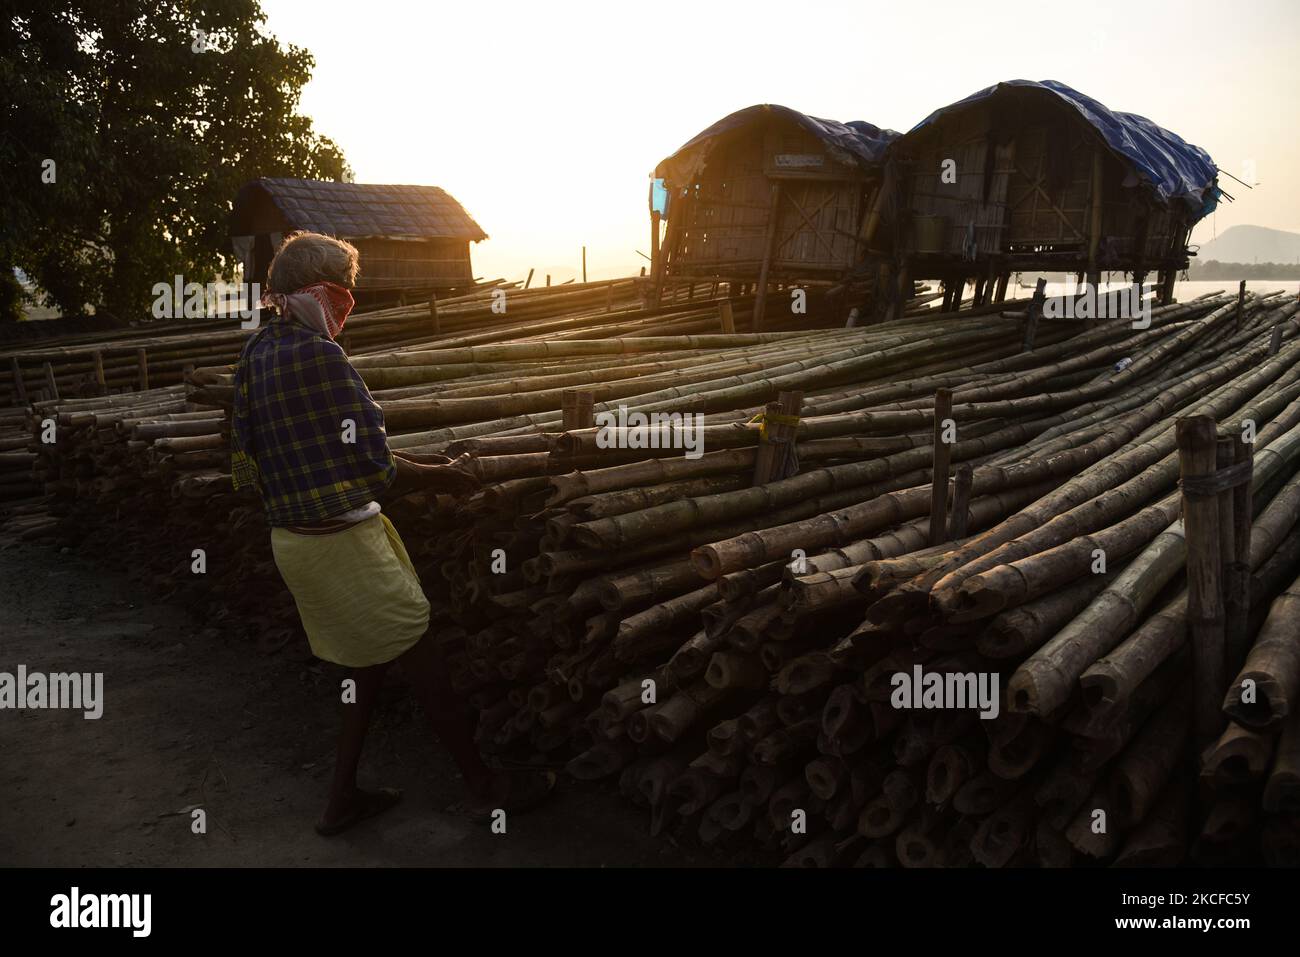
[0,404,41,509]
[0,279,780,514]
[0,277,742,402]
[381,288,1297,866]
[18,279,1300,867]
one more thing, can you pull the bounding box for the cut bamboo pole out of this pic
[1178,414,1226,748]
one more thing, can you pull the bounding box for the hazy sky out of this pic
[259,0,1299,282]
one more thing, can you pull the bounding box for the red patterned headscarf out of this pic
[261,281,355,340]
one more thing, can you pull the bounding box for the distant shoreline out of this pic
[1015,263,1300,284]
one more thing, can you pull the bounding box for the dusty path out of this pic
[0,541,698,866]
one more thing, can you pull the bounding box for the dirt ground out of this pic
[0,541,701,867]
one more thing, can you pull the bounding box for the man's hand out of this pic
[388,452,480,500]
[419,454,481,496]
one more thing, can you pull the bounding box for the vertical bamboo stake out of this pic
[1226,434,1253,674]
[546,274,551,287]
[929,388,954,546]
[43,361,59,401]
[136,349,149,391]
[92,350,106,392]
[1178,414,1225,748]
[750,392,802,485]
[1216,434,1235,621]
[1023,278,1046,351]
[718,300,735,334]
[752,182,782,332]
[751,401,781,485]
[11,358,28,405]
[562,390,595,431]
[768,391,803,482]
[524,268,534,289]
[1236,280,1246,331]
[582,246,587,284]
[1269,324,1284,355]
[429,293,440,335]
[948,464,973,539]
[562,390,577,431]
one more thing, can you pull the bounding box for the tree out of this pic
[1,1,350,321]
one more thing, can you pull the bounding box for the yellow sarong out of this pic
[270,514,430,667]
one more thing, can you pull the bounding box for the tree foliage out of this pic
[1,1,350,320]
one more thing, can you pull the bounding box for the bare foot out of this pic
[316,786,403,836]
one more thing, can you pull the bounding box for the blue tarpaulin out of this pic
[656,104,901,182]
[906,80,1219,220]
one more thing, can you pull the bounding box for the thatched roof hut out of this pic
[650,105,899,323]
[868,80,1219,314]
[230,178,487,301]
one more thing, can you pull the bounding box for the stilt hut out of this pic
[650,105,899,327]
[230,179,487,305]
[865,80,1219,316]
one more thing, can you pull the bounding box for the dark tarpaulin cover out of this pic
[907,79,1219,220]
[656,104,900,182]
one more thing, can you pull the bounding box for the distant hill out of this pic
[1197,225,1300,265]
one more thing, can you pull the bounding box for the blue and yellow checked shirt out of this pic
[231,318,396,526]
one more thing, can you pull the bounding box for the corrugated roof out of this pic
[234,178,488,241]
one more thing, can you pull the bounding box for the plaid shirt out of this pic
[231,317,395,526]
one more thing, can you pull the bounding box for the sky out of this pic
[258,0,1300,283]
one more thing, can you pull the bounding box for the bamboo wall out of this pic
[894,96,1195,276]
[666,123,873,281]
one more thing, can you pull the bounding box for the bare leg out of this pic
[320,660,392,827]
[396,631,496,798]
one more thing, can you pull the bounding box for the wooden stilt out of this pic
[718,300,735,334]
[1087,150,1104,281]
[1023,278,1046,351]
[751,183,782,332]
[136,349,149,391]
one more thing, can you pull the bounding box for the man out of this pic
[231,231,553,836]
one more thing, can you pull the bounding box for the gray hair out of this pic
[266,231,360,293]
